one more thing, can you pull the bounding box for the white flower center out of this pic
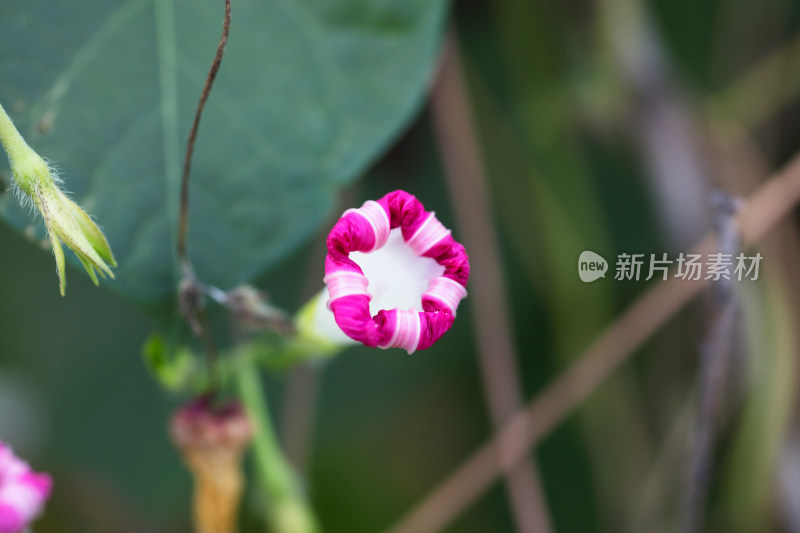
[350,228,444,314]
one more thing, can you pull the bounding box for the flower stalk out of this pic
[236,355,320,533]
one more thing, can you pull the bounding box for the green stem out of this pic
[0,102,29,163]
[236,355,321,533]
[0,101,50,195]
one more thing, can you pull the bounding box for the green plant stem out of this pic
[236,355,321,533]
[0,103,28,162]
[0,103,48,187]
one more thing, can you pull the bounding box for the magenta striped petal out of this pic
[325,190,470,353]
[0,441,51,533]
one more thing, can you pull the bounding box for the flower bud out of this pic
[170,397,253,533]
[0,102,115,295]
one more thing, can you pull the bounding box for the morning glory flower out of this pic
[300,191,469,354]
[0,440,51,533]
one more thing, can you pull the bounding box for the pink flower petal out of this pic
[0,441,51,533]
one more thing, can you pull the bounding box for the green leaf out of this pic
[142,333,197,392]
[0,0,446,309]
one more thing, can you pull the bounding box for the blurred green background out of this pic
[3,0,800,532]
